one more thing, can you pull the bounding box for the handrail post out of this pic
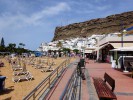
[65,61,66,68]
[67,59,69,66]
[33,92,36,100]
[49,76,51,88]
[57,68,58,77]
[62,65,63,71]
[63,62,64,68]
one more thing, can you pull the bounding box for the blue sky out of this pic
[0,0,133,50]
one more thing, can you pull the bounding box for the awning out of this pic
[110,43,133,48]
[110,43,121,48]
[85,50,93,53]
[95,43,133,51]
[94,44,109,51]
[110,46,133,51]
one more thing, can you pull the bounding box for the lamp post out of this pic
[121,29,127,47]
[83,39,85,59]
[122,29,128,72]
[82,38,86,59]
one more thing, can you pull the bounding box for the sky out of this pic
[0,0,133,50]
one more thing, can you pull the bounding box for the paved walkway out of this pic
[86,59,133,100]
[45,60,90,100]
[44,59,133,100]
[46,61,78,100]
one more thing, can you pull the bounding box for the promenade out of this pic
[36,59,133,100]
[46,62,77,100]
[86,60,133,100]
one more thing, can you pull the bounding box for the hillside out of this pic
[52,11,133,41]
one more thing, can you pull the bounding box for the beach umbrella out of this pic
[22,61,27,71]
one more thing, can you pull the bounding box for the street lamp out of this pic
[122,29,128,72]
[121,29,127,47]
[81,38,86,59]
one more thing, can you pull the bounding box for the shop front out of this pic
[98,44,114,63]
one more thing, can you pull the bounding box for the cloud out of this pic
[0,2,71,29]
[94,0,107,3]
[97,5,111,11]
[27,2,70,24]
[75,10,94,14]
[68,0,110,15]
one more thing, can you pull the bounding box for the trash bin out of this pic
[111,61,116,68]
[77,59,85,75]
[0,76,6,91]
[79,59,85,67]
[77,59,86,80]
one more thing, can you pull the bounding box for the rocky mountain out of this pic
[52,11,133,41]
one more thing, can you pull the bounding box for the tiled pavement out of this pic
[45,60,90,100]
[86,59,133,100]
[46,61,78,100]
[45,59,133,100]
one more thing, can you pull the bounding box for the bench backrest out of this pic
[104,73,115,92]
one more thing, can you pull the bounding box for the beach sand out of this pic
[0,57,75,100]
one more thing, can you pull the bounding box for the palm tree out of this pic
[22,43,25,48]
[7,43,16,52]
[8,43,16,48]
[19,43,25,48]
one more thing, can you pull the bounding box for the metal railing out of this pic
[23,58,70,100]
[60,65,81,100]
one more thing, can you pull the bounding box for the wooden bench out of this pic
[93,73,117,100]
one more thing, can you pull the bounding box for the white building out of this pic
[37,34,103,53]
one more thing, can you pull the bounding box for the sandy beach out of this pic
[0,57,75,100]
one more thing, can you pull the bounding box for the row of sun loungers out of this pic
[10,58,34,83]
[28,57,55,72]
[10,56,56,82]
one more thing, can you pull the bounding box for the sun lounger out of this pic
[12,76,20,82]
[13,61,28,75]
[34,63,46,69]
[12,72,34,82]
[20,72,34,81]
[13,71,29,76]
[41,66,54,72]
[11,63,23,70]
[49,62,56,66]
[12,66,23,71]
